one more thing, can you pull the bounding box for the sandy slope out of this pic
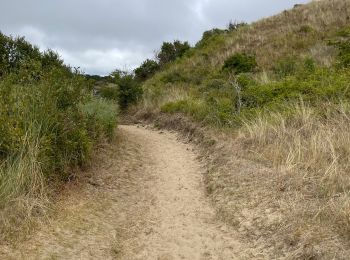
[1,125,253,260]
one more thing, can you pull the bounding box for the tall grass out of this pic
[238,101,350,238]
[0,37,119,239]
[81,98,119,140]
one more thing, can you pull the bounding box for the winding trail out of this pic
[1,125,249,259]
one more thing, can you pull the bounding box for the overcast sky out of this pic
[0,0,309,75]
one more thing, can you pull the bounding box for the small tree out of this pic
[223,53,257,74]
[173,40,190,58]
[111,70,142,110]
[157,40,190,67]
[227,21,247,32]
[134,59,160,82]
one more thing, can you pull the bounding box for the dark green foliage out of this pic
[299,25,314,33]
[0,32,69,79]
[223,53,257,74]
[99,84,119,101]
[335,39,350,68]
[84,74,113,83]
[273,57,297,78]
[303,57,316,73]
[134,59,160,81]
[112,70,142,110]
[157,40,191,66]
[227,21,247,32]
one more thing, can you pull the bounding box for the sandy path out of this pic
[0,125,248,260]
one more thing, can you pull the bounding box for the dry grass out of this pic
[214,0,350,69]
[0,131,48,242]
[234,101,350,258]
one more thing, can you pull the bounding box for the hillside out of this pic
[141,0,350,122]
[131,0,350,258]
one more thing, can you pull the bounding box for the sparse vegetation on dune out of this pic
[129,0,350,258]
[3,0,350,257]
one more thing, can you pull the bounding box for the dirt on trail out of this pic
[1,125,254,260]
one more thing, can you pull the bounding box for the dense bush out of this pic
[157,41,191,67]
[242,68,350,109]
[99,84,119,101]
[0,33,119,220]
[134,59,160,81]
[273,56,297,77]
[198,29,227,46]
[335,39,350,68]
[111,70,142,110]
[227,21,247,32]
[81,98,118,140]
[223,53,257,74]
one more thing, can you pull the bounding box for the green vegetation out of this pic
[156,40,191,67]
[139,0,350,129]
[222,52,257,74]
[81,98,118,140]
[110,70,143,110]
[0,32,118,239]
[134,59,160,82]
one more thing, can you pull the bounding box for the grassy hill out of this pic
[141,0,350,124]
[133,0,350,258]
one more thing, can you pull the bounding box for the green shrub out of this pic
[236,73,256,90]
[160,70,187,84]
[227,21,247,32]
[99,84,119,101]
[223,53,257,74]
[242,68,350,109]
[111,70,142,110]
[335,39,350,68]
[196,29,227,48]
[161,100,188,113]
[336,26,350,37]
[204,78,228,90]
[303,57,316,73]
[273,57,297,78]
[299,25,314,34]
[81,98,118,140]
[157,41,191,67]
[161,99,209,121]
[0,33,120,227]
[134,59,160,82]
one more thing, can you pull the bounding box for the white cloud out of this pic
[58,48,150,75]
[0,0,310,75]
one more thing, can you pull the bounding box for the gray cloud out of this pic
[0,0,309,75]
